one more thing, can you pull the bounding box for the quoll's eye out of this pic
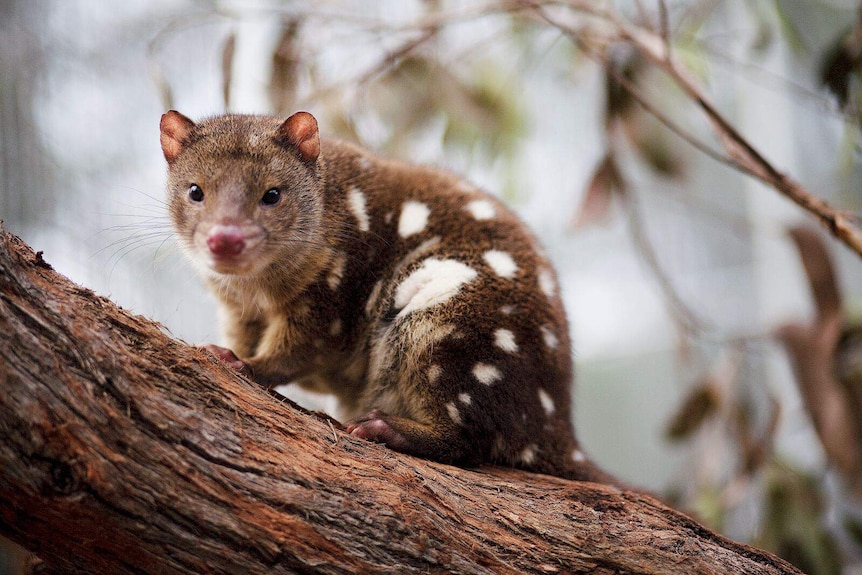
[188,184,204,202]
[261,188,281,206]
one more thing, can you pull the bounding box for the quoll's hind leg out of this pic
[345,409,465,463]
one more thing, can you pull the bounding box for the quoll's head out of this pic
[160,110,324,277]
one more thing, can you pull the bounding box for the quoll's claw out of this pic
[203,344,250,375]
[345,410,408,451]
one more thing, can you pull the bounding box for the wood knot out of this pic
[48,460,79,496]
[34,251,53,270]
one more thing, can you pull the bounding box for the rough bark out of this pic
[0,223,803,575]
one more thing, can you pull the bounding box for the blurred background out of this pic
[2,0,862,573]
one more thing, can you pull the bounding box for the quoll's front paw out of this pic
[203,344,250,376]
[345,409,408,452]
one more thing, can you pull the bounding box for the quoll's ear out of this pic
[277,111,320,163]
[160,110,196,163]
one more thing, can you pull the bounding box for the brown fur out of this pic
[161,110,616,484]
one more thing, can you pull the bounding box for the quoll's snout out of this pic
[206,224,246,257]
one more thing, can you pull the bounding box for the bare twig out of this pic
[298,27,438,108]
[657,0,670,54]
[620,182,706,334]
[524,1,862,258]
[615,20,862,256]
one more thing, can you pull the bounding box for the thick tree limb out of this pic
[0,224,802,574]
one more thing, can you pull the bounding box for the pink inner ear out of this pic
[160,111,195,162]
[279,111,320,163]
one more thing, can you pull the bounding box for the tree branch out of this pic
[0,223,804,574]
[522,0,862,258]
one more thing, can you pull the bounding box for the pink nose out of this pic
[206,225,246,257]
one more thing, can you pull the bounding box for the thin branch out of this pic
[525,4,743,171]
[298,27,439,108]
[632,0,651,27]
[658,0,671,54]
[620,182,706,334]
[524,1,862,258]
[615,20,862,256]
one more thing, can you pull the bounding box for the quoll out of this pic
[160,110,617,484]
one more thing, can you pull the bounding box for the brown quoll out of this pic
[160,110,616,484]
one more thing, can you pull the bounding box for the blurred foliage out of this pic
[573,151,624,228]
[221,30,235,110]
[756,463,843,575]
[268,18,302,116]
[818,25,862,112]
[664,377,721,441]
[836,325,862,426]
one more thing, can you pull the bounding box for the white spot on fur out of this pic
[287,301,310,318]
[520,444,538,465]
[473,363,502,385]
[384,211,394,224]
[494,329,518,353]
[572,449,586,463]
[365,280,383,317]
[483,250,518,279]
[356,156,372,170]
[458,392,472,405]
[464,200,495,221]
[410,320,455,343]
[428,364,442,384]
[327,253,346,290]
[446,402,462,425]
[541,326,559,349]
[492,434,506,458]
[398,201,431,238]
[500,305,514,315]
[392,237,441,278]
[343,354,367,381]
[538,388,555,415]
[329,319,342,336]
[538,268,556,297]
[394,259,477,318]
[347,187,370,232]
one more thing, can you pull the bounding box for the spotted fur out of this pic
[161,110,615,484]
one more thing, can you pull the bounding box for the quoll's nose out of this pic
[206,225,246,257]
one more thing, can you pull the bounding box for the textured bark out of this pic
[0,224,803,575]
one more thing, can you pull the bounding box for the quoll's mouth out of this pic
[195,223,267,275]
[206,250,263,275]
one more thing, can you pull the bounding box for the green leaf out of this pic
[572,152,624,229]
